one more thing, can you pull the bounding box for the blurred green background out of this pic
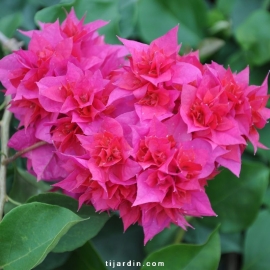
[1,0,270,269]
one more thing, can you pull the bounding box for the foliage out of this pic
[0,0,270,269]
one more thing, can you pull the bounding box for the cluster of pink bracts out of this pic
[0,10,270,243]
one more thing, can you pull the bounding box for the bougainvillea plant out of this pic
[0,9,269,246]
[0,3,270,270]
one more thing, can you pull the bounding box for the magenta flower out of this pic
[1,10,270,244]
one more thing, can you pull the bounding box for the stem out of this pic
[174,216,194,244]
[0,31,23,52]
[0,96,12,221]
[0,32,23,221]
[2,141,48,166]
[174,228,186,244]
[6,195,22,206]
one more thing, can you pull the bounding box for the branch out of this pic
[0,96,12,221]
[6,195,22,206]
[2,141,48,166]
[0,32,23,221]
[0,31,23,52]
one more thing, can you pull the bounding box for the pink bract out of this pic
[1,9,270,244]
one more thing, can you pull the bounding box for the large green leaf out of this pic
[137,0,207,50]
[56,242,107,270]
[141,226,220,270]
[0,202,85,270]
[35,0,121,44]
[33,252,71,270]
[200,161,269,233]
[4,167,50,214]
[27,193,110,253]
[235,9,270,65]
[144,224,179,255]
[184,219,243,254]
[92,215,145,270]
[242,210,270,270]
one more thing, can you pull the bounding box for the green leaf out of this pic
[207,9,226,29]
[235,9,270,65]
[220,232,243,254]
[17,168,50,192]
[231,0,265,31]
[0,13,22,38]
[75,0,120,44]
[0,202,85,270]
[217,0,265,31]
[33,252,71,270]
[4,168,50,214]
[0,0,25,19]
[211,40,240,69]
[0,0,38,36]
[137,0,207,50]
[144,224,179,255]
[34,0,75,23]
[35,0,121,44]
[242,210,270,270]
[21,1,40,30]
[249,64,270,86]
[184,220,210,246]
[27,193,110,253]
[200,161,269,233]
[184,219,243,254]
[57,242,107,270]
[28,0,61,7]
[141,226,220,270]
[92,215,145,268]
[216,0,236,16]
[224,50,248,72]
[118,0,138,38]
[262,186,270,209]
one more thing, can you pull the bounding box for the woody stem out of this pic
[0,96,12,221]
[2,141,48,166]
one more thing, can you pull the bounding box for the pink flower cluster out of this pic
[1,10,269,243]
